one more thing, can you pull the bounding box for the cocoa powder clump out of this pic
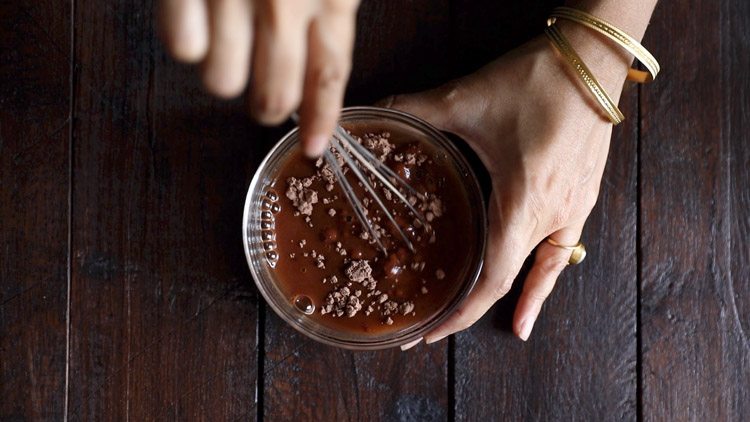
[321,285,362,318]
[381,300,399,316]
[286,177,318,216]
[363,133,395,161]
[399,301,415,315]
[346,260,373,283]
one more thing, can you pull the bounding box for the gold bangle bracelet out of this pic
[548,6,660,83]
[545,23,625,125]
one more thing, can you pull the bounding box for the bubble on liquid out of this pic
[263,241,277,251]
[265,250,279,267]
[265,190,279,202]
[270,203,281,214]
[294,295,315,315]
[261,230,275,241]
[261,198,273,210]
[261,220,274,230]
[261,210,273,220]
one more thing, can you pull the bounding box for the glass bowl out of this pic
[242,106,487,350]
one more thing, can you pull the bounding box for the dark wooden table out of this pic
[2,0,749,420]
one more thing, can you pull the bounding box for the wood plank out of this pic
[0,2,70,420]
[726,0,750,417]
[66,0,261,418]
[726,2,750,416]
[262,1,453,420]
[346,0,456,104]
[640,0,750,419]
[450,1,639,419]
[449,0,557,75]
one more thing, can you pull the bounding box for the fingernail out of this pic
[400,337,423,351]
[304,135,328,158]
[518,317,535,342]
[424,333,448,345]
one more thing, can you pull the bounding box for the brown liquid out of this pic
[266,122,479,335]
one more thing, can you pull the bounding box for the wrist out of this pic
[553,20,632,102]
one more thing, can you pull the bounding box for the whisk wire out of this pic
[290,112,430,255]
[334,127,429,225]
[336,126,427,203]
[323,148,388,254]
[329,135,416,253]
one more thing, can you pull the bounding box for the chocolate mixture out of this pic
[265,122,478,335]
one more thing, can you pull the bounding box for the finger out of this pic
[201,0,252,98]
[298,8,356,157]
[159,0,210,63]
[513,223,584,341]
[249,1,314,125]
[378,83,465,134]
[399,337,423,351]
[424,197,534,344]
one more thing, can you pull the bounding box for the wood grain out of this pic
[66,0,262,419]
[449,0,556,75]
[347,0,456,104]
[726,0,750,400]
[262,2,453,420]
[0,1,70,420]
[262,325,449,421]
[640,0,750,420]
[2,0,750,420]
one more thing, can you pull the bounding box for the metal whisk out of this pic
[292,114,430,255]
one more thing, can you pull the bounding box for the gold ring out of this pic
[545,237,587,265]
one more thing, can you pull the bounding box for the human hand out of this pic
[159,0,360,157]
[386,31,631,343]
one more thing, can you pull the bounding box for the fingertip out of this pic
[304,135,329,158]
[202,70,247,99]
[168,26,208,63]
[513,296,534,342]
[515,316,534,341]
[399,337,423,351]
[200,0,251,100]
[424,319,455,344]
[168,36,208,64]
[297,108,338,158]
[250,93,301,125]
[160,0,209,63]
[375,89,456,133]
[373,95,396,109]
[513,292,543,342]
[424,333,448,345]
[381,93,419,116]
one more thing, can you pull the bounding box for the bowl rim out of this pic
[242,105,488,350]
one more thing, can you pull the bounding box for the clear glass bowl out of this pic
[242,106,487,350]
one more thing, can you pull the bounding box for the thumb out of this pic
[376,83,462,133]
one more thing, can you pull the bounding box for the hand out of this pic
[159,0,360,157]
[386,32,629,343]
